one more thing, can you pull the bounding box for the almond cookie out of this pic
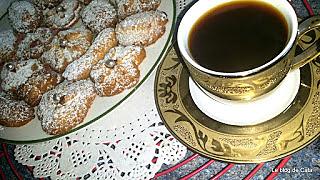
[116,10,168,46]
[81,0,118,34]
[1,60,63,106]
[63,28,117,81]
[37,80,96,135]
[41,27,93,73]
[0,91,35,127]
[44,0,82,29]
[0,30,18,64]
[32,0,63,10]
[17,28,54,61]
[90,45,145,96]
[117,0,161,19]
[8,1,42,33]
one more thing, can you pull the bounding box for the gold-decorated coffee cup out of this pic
[177,0,320,101]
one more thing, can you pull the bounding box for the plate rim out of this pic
[0,0,177,144]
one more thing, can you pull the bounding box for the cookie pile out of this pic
[0,0,168,135]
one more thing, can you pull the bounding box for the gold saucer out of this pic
[155,33,320,163]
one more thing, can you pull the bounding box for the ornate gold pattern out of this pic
[173,125,196,147]
[186,59,290,100]
[280,119,305,150]
[155,28,320,163]
[306,91,320,136]
[219,138,257,149]
[257,65,288,90]
[257,131,282,157]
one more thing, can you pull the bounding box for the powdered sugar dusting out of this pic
[106,45,145,65]
[63,28,117,81]
[32,0,63,10]
[116,10,168,46]
[17,28,54,60]
[1,59,43,92]
[8,1,42,33]
[0,30,16,63]
[117,0,161,19]
[58,27,93,49]
[0,92,35,125]
[91,61,140,96]
[62,53,94,81]
[88,28,116,55]
[139,0,161,10]
[0,0,170,132]
[41,27,93,73]
[44,0,81,29]
[41,39,71,73]
[90,45,145,96]
[82,0,117,33]
[19,66,64,107]
[37,80,96,135]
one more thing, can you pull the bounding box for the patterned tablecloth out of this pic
[1,0,320,179]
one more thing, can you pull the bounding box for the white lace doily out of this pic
[14,70,187,179]
[14,1,193,179]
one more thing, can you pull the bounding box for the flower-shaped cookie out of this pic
[44,0,82,29]
[1,60,63,106]
[37,80,96,135]
[41,27,93,73]
[81,0,118,33]
[90,45,146,96]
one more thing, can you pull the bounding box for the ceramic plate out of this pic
[0,0,176,143]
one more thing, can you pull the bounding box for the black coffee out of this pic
[188,1,288,73]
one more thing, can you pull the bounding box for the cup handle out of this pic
[291,15,320,69]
